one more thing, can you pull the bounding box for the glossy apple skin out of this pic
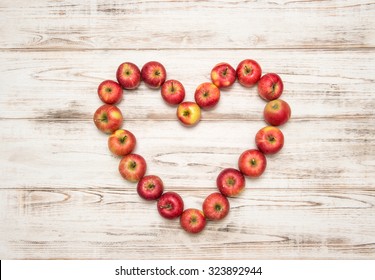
[108,129,136,156]
[216,168,245,197]
[238,149,267,178]
[157,192,184,219]
[97,80,123,104]
[257,73,284,101]
[141,61,167,88]
[118,154,147,182]
[180,208,206,234]
[137,175,164,200]
[202,192,230,220]
[264,99,291,126]
[176,101,201,126]
[236,59,262,87]
[161,79,185,105]
[255,126,284,155]
[116,62,141,89]
[93,104,123,134]
[211,62,236,88]
[194,82,221,109]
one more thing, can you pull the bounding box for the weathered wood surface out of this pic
[0,49,374,120]
[0,0,374,259]
[1,188,374,259]
[0,0,374,49]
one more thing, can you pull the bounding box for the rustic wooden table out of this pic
[0,0,374,260]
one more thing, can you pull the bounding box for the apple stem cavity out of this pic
[244,65,252,74]
[268,135,276,142]
[120,135,127,143]
[190,216,197,223]
[215,204,222,211]
[170,82,175,92]
[128,161,137,170]
[100,114,108,123]
[227,177,235,186]
[160,203,172,210]
[223,67,228,76]
[147,183,155,190]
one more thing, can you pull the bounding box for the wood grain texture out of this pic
[0,119,374,190]
[0,0,375,259]
[0,49,374,120]
[0,0,374,49]
[1,188,374,259]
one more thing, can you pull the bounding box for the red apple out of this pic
[157,192,184,219]
[118,154,147,182]
[236,59,262,87]
[264,99,291,126]
[97,80,123,104]
[176,101,201,126]
[108,129,136,156]
[202,192,230,220]
[137,175,164,200]
[211,62,236,88]
[141,61,166,88]
[180,208,206,234]
[216,168,245,197]
[238,149,267,178]
[161,79,185,105]
[194,82,220,109]
[116,62,141,89]
[258,73,284,101]
[255,126,284,155]
[93,104,123,134]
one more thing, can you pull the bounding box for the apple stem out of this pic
[251,158,257,166]
[272,83,277,93]
[244,65,252,74]
[160,203,172,210]
[215,204,222,211]
[128,161,137,169]
[223,67,228,76]
[171,82,175,92]
[120,135,127,143]
[100,115,108,122]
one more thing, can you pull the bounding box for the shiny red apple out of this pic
[157,192,184,219]
[116,62,141,89]
[264,99,291,126]
[238,149,267,178]
[258,73,284,101]
[93,104,123,134]
[202,192,230,220]
[255,126,284,155]
[108,129,136,156]
[118,153,147,182]
[180,208,206,234]
[141,61,166,88]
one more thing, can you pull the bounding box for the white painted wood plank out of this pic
[0,0,374,49]
[0,0,374,261]
[1,188,374,259]
[0,49,374,120]
[0,119,374,190]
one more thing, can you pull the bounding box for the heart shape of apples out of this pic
[93,60,291,234]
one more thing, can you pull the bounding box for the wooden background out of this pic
[0,0,374,259]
